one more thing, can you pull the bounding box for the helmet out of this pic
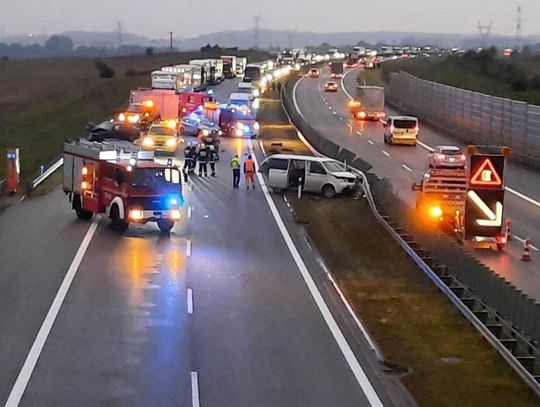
[209,145,215,151]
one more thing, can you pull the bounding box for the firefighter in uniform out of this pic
[197,143,208,177]
[208,145,218,177]
[183,142,193,177]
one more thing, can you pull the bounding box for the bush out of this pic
[530,75,540,90]
[146,47,153,56]
[511,75,528,91]
[94,58,115,78]
[125,68,139,77]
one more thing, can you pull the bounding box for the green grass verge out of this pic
[0,50,270,184]
[290,194,539,407]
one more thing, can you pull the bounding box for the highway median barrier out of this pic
[280,72,540,396]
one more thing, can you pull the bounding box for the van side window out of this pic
[309,162,326,174]
[269,158,289,170]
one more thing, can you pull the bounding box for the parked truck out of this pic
[236,56,247,76]
[351,86,385,120]
[221,56,237,79]
[63,139,183,232]
[330,61,344,78]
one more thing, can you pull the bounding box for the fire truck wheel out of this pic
[110,205,129,232]
[76,207,93,220]
[157,219,174,232]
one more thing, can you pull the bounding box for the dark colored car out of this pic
[87,120,141,143]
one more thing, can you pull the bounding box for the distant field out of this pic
[0,50,269,182]
[381,55,540,105]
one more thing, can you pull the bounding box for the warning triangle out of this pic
[470,159,502,187]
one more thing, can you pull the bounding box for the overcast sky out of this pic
[2,0,539,39]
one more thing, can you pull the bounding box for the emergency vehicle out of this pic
[412,168,467,236]
[63,139,183,233]
[117,102,160,129]
[218,105,260,138]
[130,89,181,121]
[179,92,215,117]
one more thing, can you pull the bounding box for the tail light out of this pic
[414,126,419,132]
[460,154,466,161]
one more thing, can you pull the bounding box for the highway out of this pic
[0,79,411,406]
[294,65,540,301]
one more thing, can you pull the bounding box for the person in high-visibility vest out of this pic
[231,154,241,188]
[244,154,256,189]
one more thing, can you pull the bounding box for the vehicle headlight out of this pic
[253,89,260,97]
[254,122,260,130]
[170,209,181,220]
[118,113,126,121]
[252,100,260,109]
[202,129,210,136]
[129,209,145,221]
[236,122,244,130]
[166,138,177,147]
[128,114,140,123]
[143,137,154,146]
[218,130,223,136]
[235,129,243,136]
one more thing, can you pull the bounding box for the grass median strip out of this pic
[289,193,539,407]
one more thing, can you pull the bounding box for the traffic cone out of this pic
[505,219,512,241]
[521,239,532,262]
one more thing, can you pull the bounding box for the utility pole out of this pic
[516,6,522,46]
[169,31,173,53]
[254,15,261,49]
[116,21,123,47]
[477,21,492,49]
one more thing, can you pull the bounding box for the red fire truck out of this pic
[63,139,183,232]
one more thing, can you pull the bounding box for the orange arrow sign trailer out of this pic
[465,154,507,250]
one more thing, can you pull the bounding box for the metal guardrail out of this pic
[29,157,63,191]
[0,179,5,195]
[281,73,540,395]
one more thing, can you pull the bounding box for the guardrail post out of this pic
[298,178,302,199]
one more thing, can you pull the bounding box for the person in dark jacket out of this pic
[208,145,218,177]
[197,143,208,177]
[183,142,193,177]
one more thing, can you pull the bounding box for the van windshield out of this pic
[323,161,346,173]
[394,119,417,129]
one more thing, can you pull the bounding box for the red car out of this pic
[324,81,338,92]
[309,68,321,78]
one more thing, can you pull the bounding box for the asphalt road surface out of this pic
[0,78,412,406]
[294,65,540,301]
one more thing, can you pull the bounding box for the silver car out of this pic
[428,145,466,169]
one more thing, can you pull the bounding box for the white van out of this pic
[229,92,260,110]
[237,82,260,99]
[259,154,358,198]
[383,116,419,146]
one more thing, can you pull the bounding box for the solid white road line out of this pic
[186,240,192,257]
[5,216,100,407]
[402,164,413,172]
[346,123,353,133]
[341,68,357,100]
[248,140,384,407]
[506,187,540,209]
[513,235,539,251]
[259,140,267,157]
[292,75,308,121]
[187,288,194,314]
[367,139,374,145]
[191,371,200,407]
[417,140,435,152]
[382,150,390,157]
